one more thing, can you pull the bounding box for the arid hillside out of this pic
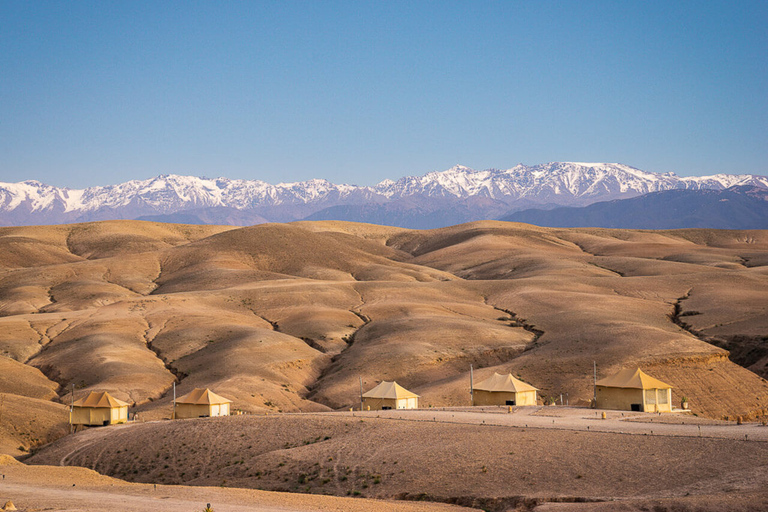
[1,220,768,454]
[27,410,768,511]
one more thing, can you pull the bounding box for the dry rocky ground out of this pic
[0,454,470,512]
[1,219,768,509]
[26,409,768,511]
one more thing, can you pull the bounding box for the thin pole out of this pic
[172,381,176,420]
[70,383,75,433]
[359,376,363,411]
[593,361,597,402]
[469,365,474,406]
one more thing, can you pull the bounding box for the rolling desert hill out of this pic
[1,219,768,458]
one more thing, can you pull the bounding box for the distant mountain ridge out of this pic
[501,186,768,230]
[1,162,766,227]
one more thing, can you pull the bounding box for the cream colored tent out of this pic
[71,391,129,426]
[362,381,419,410]
[595,368,672,413]
[472,373,538,406]
[174,388,232,419]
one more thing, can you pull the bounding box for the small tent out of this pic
[362,381,419,410]
[71,391,129,426]
[472,373,538,406]
[595,368,672,413]
[174,388,232,419]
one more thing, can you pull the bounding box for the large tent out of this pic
[174,388,232,419]
[472,373,538,406]
[71,391,129,426]
[362,381,419,410]
[595,368,673,412]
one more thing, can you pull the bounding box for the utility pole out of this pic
[470,364,474,406]
[593,361,597,403]
[70,383,75,434]
[359,376,363,411]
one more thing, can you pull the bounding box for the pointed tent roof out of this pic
[72,391,129,408]
[596,368,672,390]
[362,381,419,400]
[176,388,232,405]
[473,373,538,393]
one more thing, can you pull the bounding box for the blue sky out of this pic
[1,1,766,188]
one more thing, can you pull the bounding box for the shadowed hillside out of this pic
[1,219,768,455]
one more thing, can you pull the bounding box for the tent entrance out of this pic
[506,400,516,406]
[630,404,642,412]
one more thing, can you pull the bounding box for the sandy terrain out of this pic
[1,219,767,458]
[27,408,768,511]
[0,455,471,512]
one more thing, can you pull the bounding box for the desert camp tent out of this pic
[595,368,672,413]
[362,381,419,410]
[472,373,538,406]
[71,391,129,426]
[174,388,232,419]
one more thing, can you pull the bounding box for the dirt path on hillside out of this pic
[321,406,768,442]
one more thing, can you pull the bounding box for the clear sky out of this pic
[1,1,766,188]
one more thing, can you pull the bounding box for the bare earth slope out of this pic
[28,410,768,511]
[0,453,469,512]
[1,220,768,457]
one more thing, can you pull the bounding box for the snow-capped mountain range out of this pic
[1,162,766,228]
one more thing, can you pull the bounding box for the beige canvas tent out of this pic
[174,388,232,419]
[472,372,538,406]
[595,368,672,413]
[71,391,129,426]
[362,381,419,410]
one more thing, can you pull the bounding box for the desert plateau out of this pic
[1,219,768,511]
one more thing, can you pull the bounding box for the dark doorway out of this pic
[506,400,516,406]
[630,404,642,412]
[382,406,392,410]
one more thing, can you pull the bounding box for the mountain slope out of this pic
[2,163,766,227]
[501,186,768,229]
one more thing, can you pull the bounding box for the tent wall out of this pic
[175,403,230,419]
[596,386,645,411]
[176,404,210,419]
[72,406,127,426]
[597,386,673,412]
[71,407,91,425]
[473,390,537,406]
[644,388,672,413]
[403,397,418,409]
[362,397,396,410]
[362,397,418,410]
[111,406,127,423]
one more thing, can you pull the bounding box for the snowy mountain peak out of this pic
[0,162,766,227]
